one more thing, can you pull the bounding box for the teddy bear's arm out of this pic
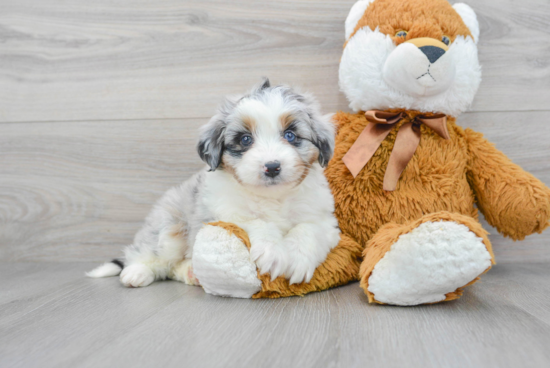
[464,128,550,240]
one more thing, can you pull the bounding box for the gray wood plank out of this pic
[1,0,550,123]
[484,263,550,326]
[1,262,549,368]
[0,119,204,261]
[0,262,198,368]
[1,112,549,262]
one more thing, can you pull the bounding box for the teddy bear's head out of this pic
[340,0,481,117]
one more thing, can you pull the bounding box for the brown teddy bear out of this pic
[192,0,550,305]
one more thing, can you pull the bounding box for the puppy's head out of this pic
[197,79,334,189]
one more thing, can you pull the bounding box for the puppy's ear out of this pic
[259,77,271,90]
[298,92,335,167]
[197,99,234,171]
[197,117,225,171]
[302,93,335,167]
[311,113,335,167]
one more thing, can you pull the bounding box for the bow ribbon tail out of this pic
[342,110,402,178]
[383,122,421,191]
[342,123,394,178]
[417,114,450,140]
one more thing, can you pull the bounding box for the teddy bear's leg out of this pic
[360,212,495,306]
[192,222,262,298]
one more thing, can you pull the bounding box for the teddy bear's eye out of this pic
[442,35,451,46]
[395,30,408,38]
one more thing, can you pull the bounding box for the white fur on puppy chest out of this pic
[367,221,492,306]
[193,225,261,298]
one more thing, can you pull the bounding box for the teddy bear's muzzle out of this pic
[383,37,456,98]
[405,37,449,56]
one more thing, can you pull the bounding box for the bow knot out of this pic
[342,110,449,191]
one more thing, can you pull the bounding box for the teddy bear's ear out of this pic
[453,3,480,44]
[345,0,374,40]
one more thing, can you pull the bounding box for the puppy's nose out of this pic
[264,161,281,178]
[419,46,445,63]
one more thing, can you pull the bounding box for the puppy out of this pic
[87,79,340,288]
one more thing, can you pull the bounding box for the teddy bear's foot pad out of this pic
[193,224,261,298]
[368,221,492,306]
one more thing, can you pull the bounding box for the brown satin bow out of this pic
[342,110,449,191]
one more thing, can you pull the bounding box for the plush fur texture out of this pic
[87,81,341,291]
[465,129,550,240]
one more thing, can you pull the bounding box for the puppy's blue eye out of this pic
[284,131,296,143]
[241,135,253,146]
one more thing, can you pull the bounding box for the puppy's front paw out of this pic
[285,252,317,285]
[120,264,155,288]
[250,240,288,281]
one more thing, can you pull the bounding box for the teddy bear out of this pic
[190,0,550,305]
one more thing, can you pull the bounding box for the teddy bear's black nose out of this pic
[419,46,446,63]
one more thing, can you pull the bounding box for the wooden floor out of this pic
[1,0,550,367]
[1,262,550,368]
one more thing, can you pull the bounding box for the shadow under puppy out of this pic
[87,79,341,295]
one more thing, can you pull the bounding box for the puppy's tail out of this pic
[86,259,124,278]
